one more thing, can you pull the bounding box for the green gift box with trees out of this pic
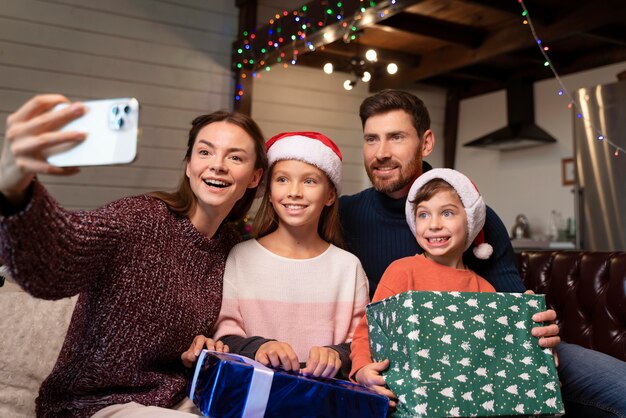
[366,291,564,417]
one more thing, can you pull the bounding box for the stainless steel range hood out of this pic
[464,80,557,151]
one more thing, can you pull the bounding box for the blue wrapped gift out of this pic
[188,350,388,417]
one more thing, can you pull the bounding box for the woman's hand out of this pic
[181,335,229,368]
[0,94,86,205]
[354,359,397,408]
[255,341,300,372]
[302,346,341,378]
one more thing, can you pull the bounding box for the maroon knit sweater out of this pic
[0,182,240,417]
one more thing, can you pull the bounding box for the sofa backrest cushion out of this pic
[518,251,626,362]
[0,286,76,418]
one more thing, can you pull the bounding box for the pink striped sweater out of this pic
[213,239,369,365]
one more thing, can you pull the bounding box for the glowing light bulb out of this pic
[362,71,371,82]
[598,135,605,141]
[323,63,334,74]
[343,80,354,90]
[387,63,398,75]
[365,49,378,62]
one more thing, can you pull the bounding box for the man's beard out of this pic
[365,156,422,195]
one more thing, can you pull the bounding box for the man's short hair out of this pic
[359,89,431,138]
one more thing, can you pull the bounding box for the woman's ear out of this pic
[248,168,263,189]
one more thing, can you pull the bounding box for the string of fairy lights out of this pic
[233,0,401,101]
[233,0,619,157]
[518,0,621,157]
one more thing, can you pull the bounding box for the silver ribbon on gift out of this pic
[189,349,275,418]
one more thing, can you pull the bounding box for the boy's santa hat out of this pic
[265,131,343,193]
[405,168,493,260]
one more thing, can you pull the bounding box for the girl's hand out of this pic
[255,341,300,372]
[0,94,86,205]
[354,359,397,408]
[302,346,341,378]
[181,335,229,368]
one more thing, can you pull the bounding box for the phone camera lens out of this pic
[112,106,120,116]
[116,117,125,129]
[123,105,131,114]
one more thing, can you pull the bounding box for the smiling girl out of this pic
[184,132,369,379]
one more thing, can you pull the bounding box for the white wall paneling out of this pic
[0,0,238,210]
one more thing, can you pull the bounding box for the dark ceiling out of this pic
[241,0,626,99]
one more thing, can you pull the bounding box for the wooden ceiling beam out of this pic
[378,12,486,48]
[553,45,626,76]
[441,68,507,83]
[461,0,556,25]
[372,0,626,90]
[579,27,626,47]
[446,44,626,99]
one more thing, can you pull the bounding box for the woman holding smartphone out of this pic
[0,94,268,417]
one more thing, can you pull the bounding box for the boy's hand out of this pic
[181,335,229,368]
[256,341,300,372]
[354,359,397,408]
[302,346,341,378]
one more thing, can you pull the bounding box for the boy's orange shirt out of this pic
[349,254,496,379]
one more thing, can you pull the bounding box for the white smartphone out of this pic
[46,98,140,167]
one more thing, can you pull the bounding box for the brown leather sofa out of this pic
[517,251,626,362]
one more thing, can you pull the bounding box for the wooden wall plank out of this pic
[1,0,231,50]
[0,17,229,70]
[0,41,230,92]
[156,0,233,14]
[42,0,236,32]
[0,68,231,116]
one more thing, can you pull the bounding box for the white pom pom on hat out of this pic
[405,168,493,260]
[265,131,343,194]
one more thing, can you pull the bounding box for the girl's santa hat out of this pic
[265,131,343,193]
[405,168,493,260]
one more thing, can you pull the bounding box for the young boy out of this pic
[350,168,496,403]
